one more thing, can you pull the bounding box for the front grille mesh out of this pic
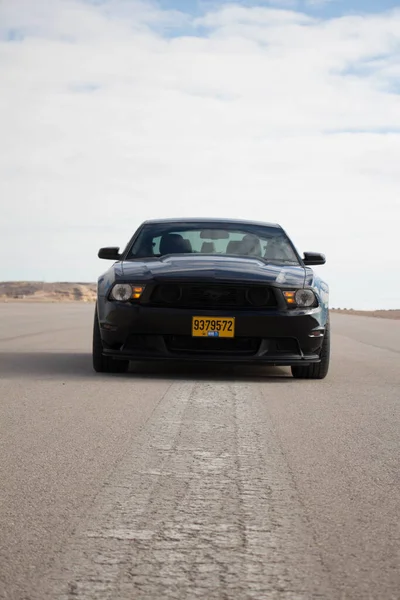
[149,283,277,309]
[165,335,261,355]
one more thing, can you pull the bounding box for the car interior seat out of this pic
[160,233,192,255]
[226,240,242,254]
[239,234,262,257]
[182,239,192,252]
[201,241,216,253]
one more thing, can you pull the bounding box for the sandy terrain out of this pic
[0,282,96,303]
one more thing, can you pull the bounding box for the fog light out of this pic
[159,284,182,303]
[246,287,271,306]
[309,329,324,338]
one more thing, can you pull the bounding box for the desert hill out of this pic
[0,281,96,303]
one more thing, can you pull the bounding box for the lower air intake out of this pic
[165,335,261,356]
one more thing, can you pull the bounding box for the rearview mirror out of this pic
[98,247,120,260]
[303,252,326,266]
[200,229,230,239]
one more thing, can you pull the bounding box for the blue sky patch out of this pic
[156,0,400,18]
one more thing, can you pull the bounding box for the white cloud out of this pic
[0,0,399,308]
[195,5,313,26]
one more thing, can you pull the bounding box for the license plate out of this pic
[192,317,235,338]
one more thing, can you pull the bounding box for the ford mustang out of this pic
[93,218,330,378]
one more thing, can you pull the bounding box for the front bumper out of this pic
[97,301,327,366]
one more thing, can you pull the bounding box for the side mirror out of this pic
[303,252,326,266]
[98,247,120,260]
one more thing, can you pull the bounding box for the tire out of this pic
[291,320,330,380]
[92,306,129,374]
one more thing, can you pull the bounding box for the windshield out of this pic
[127,222,300,264]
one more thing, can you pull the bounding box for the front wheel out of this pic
[92,307,129,374]
[291,321,330,380]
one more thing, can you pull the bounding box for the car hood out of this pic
[119,255,307,287]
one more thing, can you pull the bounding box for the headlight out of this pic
[110,284,133,301]
[283,289,317,308]
[295,289,316,307]
[109,284,145,302]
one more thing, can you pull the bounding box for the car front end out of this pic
[93,218,330,378]
[97,277,329,366]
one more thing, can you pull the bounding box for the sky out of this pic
[0,0,399,310]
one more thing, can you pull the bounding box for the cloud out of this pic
[195,5,313,27]
[0,0,399,308]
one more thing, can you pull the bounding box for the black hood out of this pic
[119,255,307,287]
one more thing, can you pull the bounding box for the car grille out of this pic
[149,283,277,309]
[165,335,261,355]
[122,334,300,358]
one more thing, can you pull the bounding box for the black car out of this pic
[93,218,330,378]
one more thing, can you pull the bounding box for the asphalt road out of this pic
[0,303,399,600]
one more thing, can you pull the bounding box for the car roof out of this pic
[141,217,282,229]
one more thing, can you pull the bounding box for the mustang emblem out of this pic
[202,289,231,301]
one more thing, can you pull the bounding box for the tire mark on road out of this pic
[41,380,336,600]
